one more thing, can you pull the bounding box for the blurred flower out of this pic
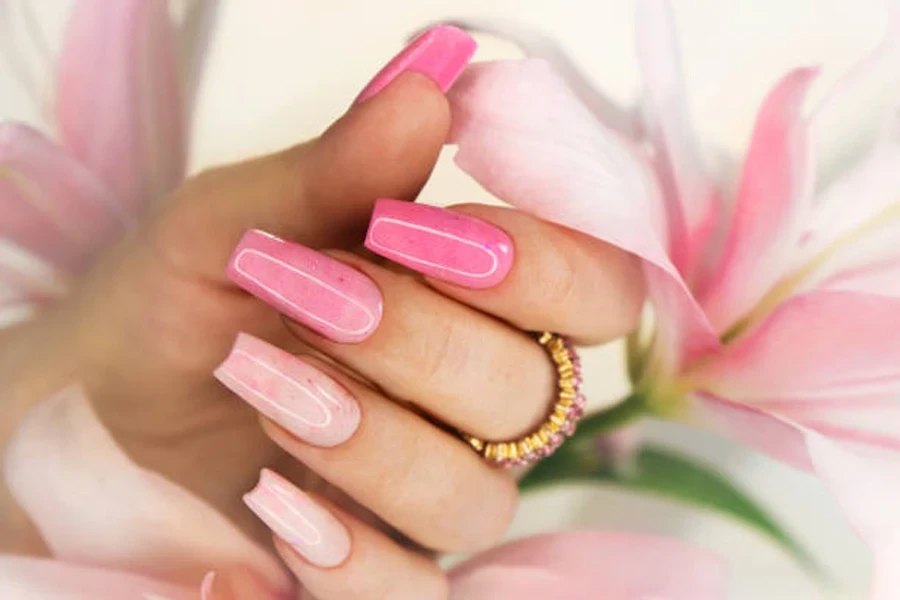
[448,0,900,596]
[448,531,727,600]
[0,0,192,326]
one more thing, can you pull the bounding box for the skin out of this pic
[0,74,644,599]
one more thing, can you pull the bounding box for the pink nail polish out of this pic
[215,334,360,448]
[227,230,383,343]
[355,24,477,103]
[245,470,351,569]
[365,198,514,289]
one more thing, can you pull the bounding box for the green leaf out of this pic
[520,442,823,578]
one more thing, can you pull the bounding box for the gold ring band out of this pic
[461,332,585,468]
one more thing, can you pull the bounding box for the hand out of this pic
[0,28,644,600]
[225,196,643,598]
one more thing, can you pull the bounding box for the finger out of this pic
[215,334,518,552]
[244,469,449,600]
[228,229,556,438]
[149,26,476,281]
[364,199,645,344]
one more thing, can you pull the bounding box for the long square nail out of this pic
[227,230,383,343]
[365,198,514,288]
[244,470,351,569]
[215,333,360,448]
[355,24,477,103]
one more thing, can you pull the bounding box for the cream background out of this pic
[1,1,892,597]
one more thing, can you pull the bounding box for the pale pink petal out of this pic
[442,20,639,137]
[805,433,900,600]
[0,556,196,600]
[0,122,125,272]
[636,0,720,280]
[790,134,900,296]
[449,60,720,368]
[799,131,900,260]
[2,386,292,594]
[449,531,728,600]
[691,392,814,471]
[0,240,68,307]
[810,0,900,182]
[690,290,900,401]
[689,291,900,453]
[56,0,185,213]
[698,68,818,333]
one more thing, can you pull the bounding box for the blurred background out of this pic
[2,1,893,597]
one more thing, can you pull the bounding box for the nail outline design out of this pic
[366,216,502,281]
[231,247,379,340]
[227,229,383,343]
[244,470,351,568]
[365,199,514,289]
[215,334,360,448]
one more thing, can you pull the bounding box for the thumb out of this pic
[150,27,475,281]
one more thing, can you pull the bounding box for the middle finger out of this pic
[228,229,555,441]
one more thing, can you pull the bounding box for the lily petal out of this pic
[810,0,900,185]
[692,392,814,471]
[0,556,195,600]
[56,0,185,214]
[689,291,900,452]
[0,123,125,273]
[449,531,728,600]
[443,19,639,137]
[698,68,818,334]
[0,240,68,307]
[635,0,720,280]
[449,59,720,368]
[2,386,292,593]
[805,433,900,600]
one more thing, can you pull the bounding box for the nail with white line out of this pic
[227,229,383,343]
[215,333,360,448]
[245,469,352,568]
[365,198,514,289]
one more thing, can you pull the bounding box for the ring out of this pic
[461,332,585,468]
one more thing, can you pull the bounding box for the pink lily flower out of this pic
[0,0,188,323]
[1,386,730,598]
[447,0,900,596]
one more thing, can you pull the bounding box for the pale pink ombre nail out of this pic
[215,334,360,447]
[365,198,514,289]
[227,230,383,343]
[355,25,477,103]
[245,470,351,569]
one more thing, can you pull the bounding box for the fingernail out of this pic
[355,24,477,103]
[215,333,360,448]
[245,470,351,569]
[227,229,383,343]
[365,198,514,289]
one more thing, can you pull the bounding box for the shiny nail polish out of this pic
[244,470,351,568]
[355,24,477,103]
[365,198,514,289]
[215,333,360,448]
[227,229,383,343]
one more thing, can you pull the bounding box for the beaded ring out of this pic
[461,332,585,468]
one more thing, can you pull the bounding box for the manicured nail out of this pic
[365,198,514,289]
[215,333,360,447]
[244,470,351,569]
[227,229,383,343]
[355,24,477,103]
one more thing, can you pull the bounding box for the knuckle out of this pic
[417,311,472,389]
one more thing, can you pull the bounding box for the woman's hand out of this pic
[1,26,644,600]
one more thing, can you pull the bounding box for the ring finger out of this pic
[215,334,517,553]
